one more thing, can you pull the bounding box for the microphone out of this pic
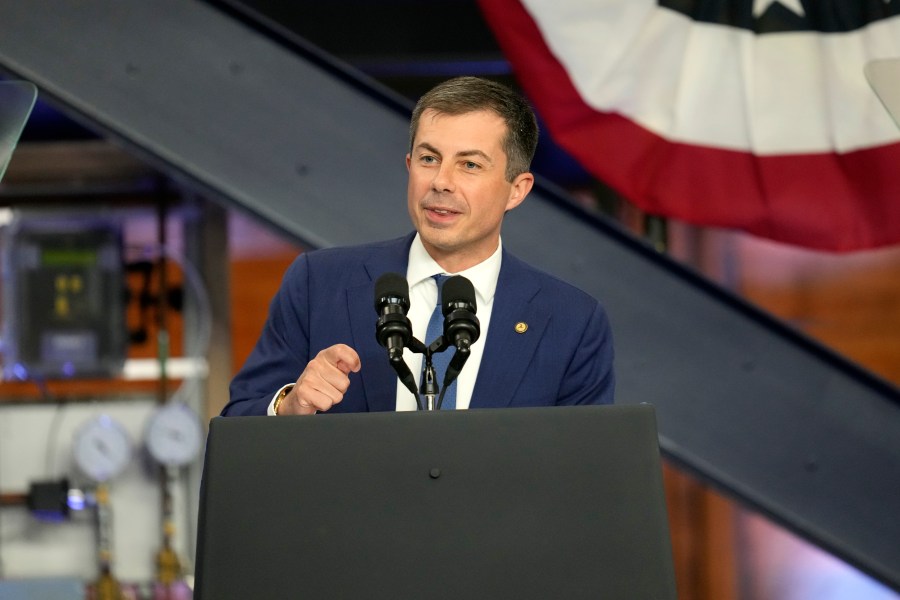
[374,273,412,355]
[434,276,480,410]
[441,275,480,352]
[374,273,420,405]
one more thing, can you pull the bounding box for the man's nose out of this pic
[431,163,455,193]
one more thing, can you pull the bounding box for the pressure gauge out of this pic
[72,415,133,482]
[144,402,204,467]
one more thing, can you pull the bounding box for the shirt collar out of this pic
[407,233,502,305]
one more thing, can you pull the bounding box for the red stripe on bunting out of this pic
[479,0,900,251]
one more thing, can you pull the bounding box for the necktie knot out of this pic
[433,272,449,292]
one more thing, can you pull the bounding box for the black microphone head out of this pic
[441,275,476,315]
[442,275,480,347]
[374,272,410,313]
[375,273,412,350]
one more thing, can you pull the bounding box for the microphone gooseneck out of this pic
[374,273,420,405]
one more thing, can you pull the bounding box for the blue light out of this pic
[67,490,86,511]
[12,362,28,380]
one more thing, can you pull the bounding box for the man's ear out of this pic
[505,172,535,211]
[406,153,411,171]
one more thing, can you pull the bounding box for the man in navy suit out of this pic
[223,76,614,416]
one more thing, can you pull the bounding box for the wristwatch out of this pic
[273,384,295,415]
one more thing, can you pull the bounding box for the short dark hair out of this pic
[409,76,539,182]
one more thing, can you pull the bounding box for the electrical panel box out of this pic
[2,214,126,380]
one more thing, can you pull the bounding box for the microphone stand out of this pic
[420,348,439,411]
[418,335,456,411]
[404,335,450,411]
[386,330,472,411]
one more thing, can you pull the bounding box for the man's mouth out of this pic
[424,202,463,218]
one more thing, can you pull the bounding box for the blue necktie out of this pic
[423,274,456,409]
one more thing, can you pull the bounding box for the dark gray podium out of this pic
[195,405,677,599]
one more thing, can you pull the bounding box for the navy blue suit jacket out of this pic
[224,233,614,415]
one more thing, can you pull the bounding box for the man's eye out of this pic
[421,155,437,164]
[464,161,479,170]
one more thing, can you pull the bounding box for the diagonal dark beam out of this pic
[0,0,898,591]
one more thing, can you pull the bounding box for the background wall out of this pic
[0,184,897,598]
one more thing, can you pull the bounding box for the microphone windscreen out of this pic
[374,273,409,312]
[442,275,477,314]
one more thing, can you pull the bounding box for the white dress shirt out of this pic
[396,234,501,411]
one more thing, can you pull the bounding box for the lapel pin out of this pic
[515,322,528,334]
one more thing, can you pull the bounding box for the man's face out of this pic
[406,109,533,273]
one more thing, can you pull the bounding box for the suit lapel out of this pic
[347,234,413,412]
[470,253,549,409]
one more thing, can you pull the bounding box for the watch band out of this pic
[273,384,295,416]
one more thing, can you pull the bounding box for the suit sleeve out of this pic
[223,255,311,416]
[556,301,615,406]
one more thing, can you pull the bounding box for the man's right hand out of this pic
[277,344,361,415]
